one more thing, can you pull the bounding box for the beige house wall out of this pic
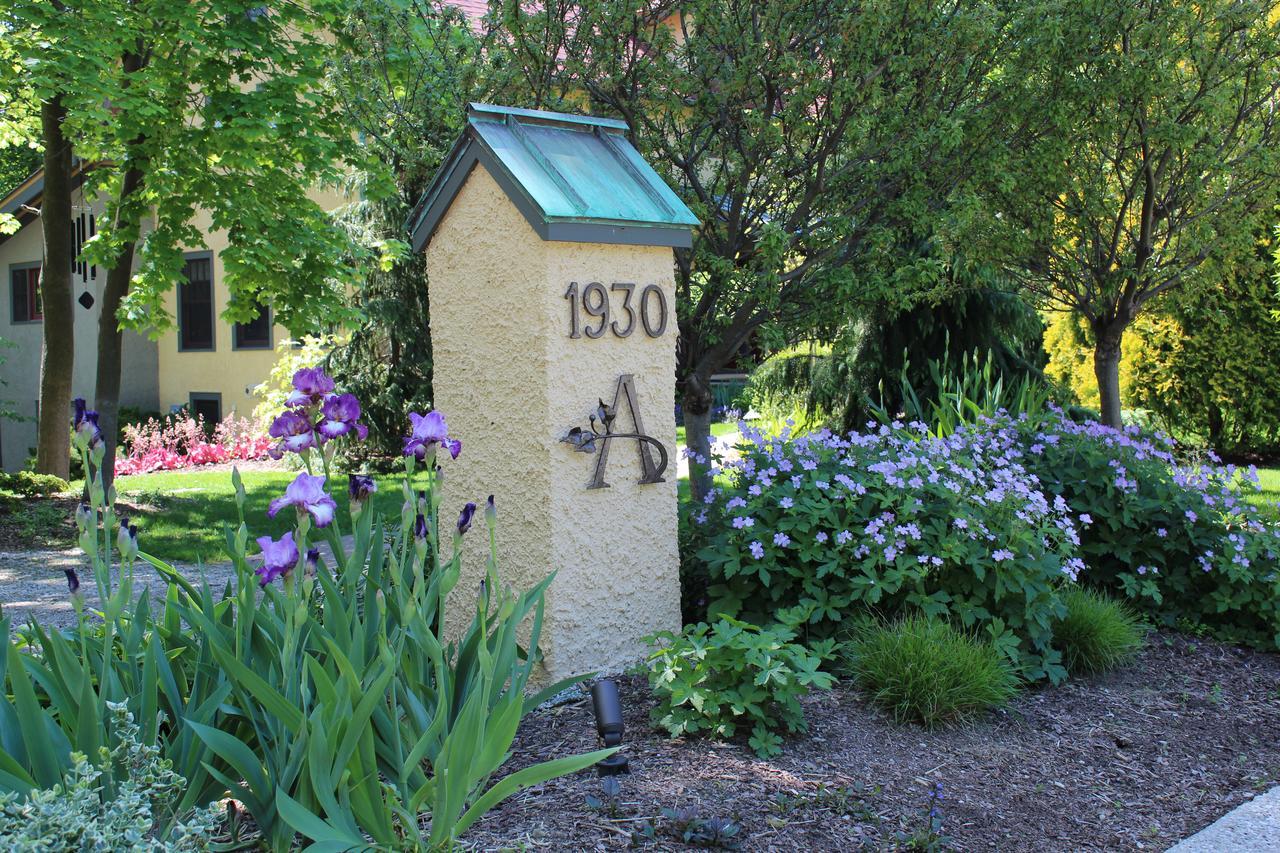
[426,164,681,682]
[0,186,158,471]
[157,185,349,421]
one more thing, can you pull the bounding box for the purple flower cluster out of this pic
[403,411,461,461]
[268,367,367,459]
[713,412,1085,582]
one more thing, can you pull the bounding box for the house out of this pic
[0,167,348,472]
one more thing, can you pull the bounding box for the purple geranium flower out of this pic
[255,532,299,587]
[286,367,335,408]
[318,393,368,441]
[268,409,319,457]
[268,472,337,528]
[404,411,462,461]
[456,501,477,535]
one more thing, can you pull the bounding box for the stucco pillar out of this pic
[424,165,682,682]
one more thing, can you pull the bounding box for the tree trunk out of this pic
[1092,322,1125,428]
[34,96,75,479]
[682,371,715,501]
[92,165,143,492]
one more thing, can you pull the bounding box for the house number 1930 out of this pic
[563,281,668,339]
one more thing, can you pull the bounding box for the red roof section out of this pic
[452,0,489,22]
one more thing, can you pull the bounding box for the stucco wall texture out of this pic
[425,165,681,683]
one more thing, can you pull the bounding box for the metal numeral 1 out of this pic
[564,282,582,339]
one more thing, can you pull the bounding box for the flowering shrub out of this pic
[646,618,835,757]
[1022,410,1280,648]
[697,409,1280,678]
[117,412,272,475]
[698,419,1085,682]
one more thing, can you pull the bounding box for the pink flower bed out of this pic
[117,412,273,475]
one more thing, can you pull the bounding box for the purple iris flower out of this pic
[485,494,496,523]
[267,472,337,528]
[63,568,81,596]
[305,547,320,578]
[348,474,376,504]
[71,397,103,448]
[318,393,368,440]
[413,512,429,541]
[255,532,299,587]
[285,367,336,408]
[457,501,477,535]
[117,519,138,558]
[268,409,319,457]
[403,411,461,460]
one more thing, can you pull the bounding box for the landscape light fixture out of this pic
[590,679,630,776]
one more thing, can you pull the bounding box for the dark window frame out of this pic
[187,392,223,428]
[232,300,273,351]
[177,251,215,352]
[10,262,42,324]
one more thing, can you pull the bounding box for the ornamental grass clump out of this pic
[0,371,609,851]
[696,417,1085,682]
[1054,587,1145,675]
[844,614,1020,727]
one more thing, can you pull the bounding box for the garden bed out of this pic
[465,632,1280,851]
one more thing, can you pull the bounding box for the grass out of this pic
[674,421,739,446]
[1249,467,1280,517]
[103,467,413,564]
[843,614,1020,727]
[1055,587,1145,675]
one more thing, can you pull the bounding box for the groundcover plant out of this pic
[0,369,611,851]
[696,409,1280,682]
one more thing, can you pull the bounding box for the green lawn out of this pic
[42,457,1276,564]
[108,468,414,564]
[675,421,739,446]
[1249,466,1280,517]
[41,420,741,562]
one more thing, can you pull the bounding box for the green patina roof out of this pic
[409,103,699,251]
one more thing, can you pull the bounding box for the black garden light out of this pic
[590,679,630,776]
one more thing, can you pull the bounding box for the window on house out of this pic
[188,393,222,430]
[10,264,42,323]
[233,300,272,350]
[178,254,214,351]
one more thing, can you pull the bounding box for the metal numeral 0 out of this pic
[640,284,667,338]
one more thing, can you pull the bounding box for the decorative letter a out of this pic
[590,374,668,489]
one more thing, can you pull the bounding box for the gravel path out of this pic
[0,536,353,629]
[0,548,239,629]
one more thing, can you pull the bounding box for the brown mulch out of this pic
[464,633,1280,851]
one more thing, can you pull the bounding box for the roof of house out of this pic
[408,102,699,251]
[0,163,90,248]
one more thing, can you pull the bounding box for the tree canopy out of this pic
[974,0,1280,426]
[487,0,1018,495]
